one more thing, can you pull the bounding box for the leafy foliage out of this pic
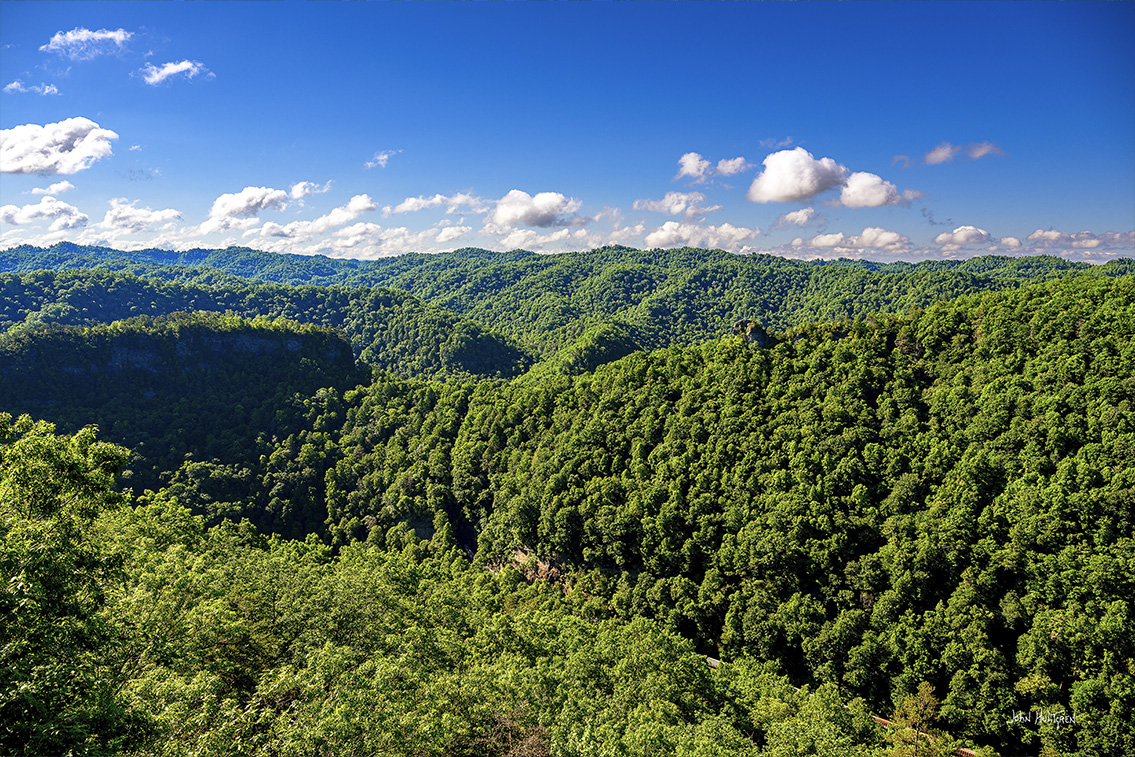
[1,243,1133,755]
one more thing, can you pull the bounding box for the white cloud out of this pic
[810,232,846,248]
[490,189,585,228]
[999,236,1021,249]
[759,136,795,149]
[775,207,820,228]
[924,143,961,165]
[675,152,754,183]
[839,171,919,208]
[967,142,1004,160]
[290,180,332,200]
[852,226,910,251]
[100,198,181,233]
[257,194,377,239]
[141,60,210,86]
[715,157,753,176]
[925,141,1004,165]
[1,195,89,231]
[1,118,118,175]
[747,147,848,204]
[644,220,759,250]
[633,191,720,219]
[365,149,400,169]
[1025,229,1122,249]
[200,186,290,233]
[675,152,712,182]
[383,192,489,216]
[330,222,453,258]
[934,225,992,250]
[31,180,76,195]
[801,227,911,253]
[4,81,60,96]
[497,227,573,251]
[40,27,131,60]
[386,194,444,214]
[436,225,471,244]
[1026,229,1072,245]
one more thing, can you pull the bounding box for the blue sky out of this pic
[2,1,1133,262]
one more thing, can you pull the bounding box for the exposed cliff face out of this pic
[0,314,369,491]
[733,318,772,348]
[0,316,360,396]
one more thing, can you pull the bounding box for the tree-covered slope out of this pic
[5,414,922,757]
[0,312,368,508]
[0,269,531,379]
[199,273,1130,756]
[2,242,1133,755]
[5,242,1131,364]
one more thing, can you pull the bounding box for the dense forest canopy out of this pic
[1,242,1132,756]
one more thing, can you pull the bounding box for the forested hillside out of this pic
[2,243,1133,756]
[0,312,368,506]
[0,269,530,379]
[6,242,1133,363]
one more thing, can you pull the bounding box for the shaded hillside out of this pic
[0,312,369,502]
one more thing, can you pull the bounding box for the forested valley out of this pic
[2,243,1132,757]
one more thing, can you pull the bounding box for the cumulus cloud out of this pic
[852,226,911,251]
[209,186,289,219]
[365,150,400,169]
[330,222,465,257]
[385,194,445,214]
[794,227,912,254]
[774,207,820,228]
[383,192,489,216]
[1023,229,1130,250]
[715,157,753,176]
[436,225,471,244]
[1,195,89,231]
[490,190,585,228]
[200,186,290,233]
[675,152,754,183]
[100,198,181,233]
[748,148,919,208]
[290,181,332,200]
[999,236,1021,249]
[31,180,76,195]
[40,27,131,60]
[633,191,720,219]
[747,147,848,204]
[675,152,712,182]
[141,60,210,86]
[497,227,574,251]
[810,232,845,248]
[840,172,922,208]
[934,225,992,250]
[924,141,1004,165]
[4,81,60,96]
[1,118,118,175]
[644,220,759,250]
[258,194,377,239]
